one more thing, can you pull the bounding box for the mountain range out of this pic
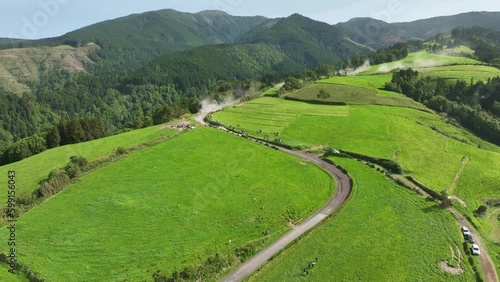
[2,10,500,68]
[1,8,500,147]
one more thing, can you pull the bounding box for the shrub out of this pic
[338,150,403,174]
[116,147,128,155]
[64,162,81,179]
[473,205,487,217]
[38,170,71,197]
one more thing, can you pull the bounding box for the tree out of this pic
[317,89,331,101]
[46,127,61,149]
[283,77,302,92]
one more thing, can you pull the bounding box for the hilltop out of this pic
[336,11,500,49]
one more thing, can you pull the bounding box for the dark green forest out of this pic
[387,68,500,145]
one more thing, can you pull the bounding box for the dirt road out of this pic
[221,145,352,282]
[448,209,499,282]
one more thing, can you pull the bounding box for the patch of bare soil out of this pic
[0,53,17,59]
[161,118,196,131]
[439,261,463,275]
[303,145,327,153]
[449,195,467,208]
[439,245,464,275]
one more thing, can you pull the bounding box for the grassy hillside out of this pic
[213,98,499,203]
[355,49,500,84]
[0,44,98,95]
[418,65,500,82]
[0,123,177,198]
[362,50,482,75]
[287,82,424,109]
[212,96,500,272]
[249,157,474,281]
[0,128,333,281]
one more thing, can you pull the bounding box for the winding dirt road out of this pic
[221,143,352,282]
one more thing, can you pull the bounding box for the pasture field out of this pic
[249,157,475,282]
[288,83,423,109]
[0,264,28,282]
[362,50,482,75]
[444,46,476,56]
[213,96,500,273]
[212,98,500,214]
[0,124,178,198]
[318,74,425,102]
[319,74,392,89]
[418,65,500,82]
[0,128,333,281]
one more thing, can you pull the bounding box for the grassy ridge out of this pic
[362,50,482,75]
[0,128,333,281]
[356,49,500,82]
[0,124,176,197]
[288,83,423,109]
[418,65,500,82]
[249,157,474,281]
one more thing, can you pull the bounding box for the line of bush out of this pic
[1,137,170,224]
[284,96,347,106]
[325,149,403,174]
[153,238,268,282]
[405,176,441,199]
[0,253,45,281]
[405,176,453,208]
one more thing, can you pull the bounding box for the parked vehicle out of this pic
[471,244,480,256]
[466,234,474,243]
[461,226,470,237]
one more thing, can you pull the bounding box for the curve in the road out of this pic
[221,141,352,282]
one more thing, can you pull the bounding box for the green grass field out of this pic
[418,65,500,82]
[0,128,333,281]
[445,46,476,56]
[288,83,423,109]
[249,157,474,281]
[319,74,393,90]
[212,97,500,262]
[0,124,178,198]
[0,264,28,282]
[362,50,482,75]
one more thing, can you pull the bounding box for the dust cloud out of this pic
[342,60,371,76]
[194,97,239,125]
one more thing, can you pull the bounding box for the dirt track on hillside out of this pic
[220,142,352,282]
[448,209,499,282]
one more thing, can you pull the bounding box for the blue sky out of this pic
[2,0,500,39]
